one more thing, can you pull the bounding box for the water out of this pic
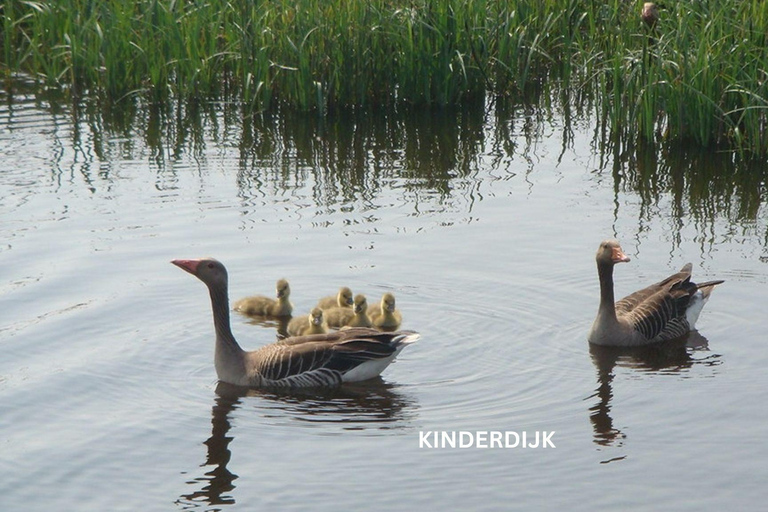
[2,84,767,511]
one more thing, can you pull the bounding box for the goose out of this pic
[317,287,354,310]
[324,294,373,329]
[588,239,723,346]
[368,292,402,330]
[642,2,659,29]
[233,278,293,317]
[347,294,373,328]
[287,307,329,337]
[172,258,419,388]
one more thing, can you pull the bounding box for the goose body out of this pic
[172,258,418,387]
[233,278,293,317]
[287,307,329,336]
[317,287,354,310]
[368,292,402,330]
[588,240,723,347]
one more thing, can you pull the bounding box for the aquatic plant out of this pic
[1,0,767,155]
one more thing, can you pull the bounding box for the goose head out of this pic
[380,292,397,313]
[338,287,354,307]
[353,294,368,314]
[276,278,291,299]
[642,2,659,28]
[309,307,325,326]
[172,258,228,289]
[596,240,631,267]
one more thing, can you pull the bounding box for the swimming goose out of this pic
[287,307,329,337]
[317,287,354,310]
[588,240,723,346]
[172,258,419,388]
[325,294,373,328]
[347,294,373,328]
[368,292,402,330]
[233,278,293,317]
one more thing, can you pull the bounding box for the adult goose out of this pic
[172,258,419,388]
[233,278,293,317]
[588,240,723,346]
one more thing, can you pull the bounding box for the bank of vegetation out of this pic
[2,0,767,154]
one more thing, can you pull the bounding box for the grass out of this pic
[1,0,767,155]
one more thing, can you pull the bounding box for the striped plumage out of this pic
[245,328,417,387]
[172,258,418,388]
[588,240,723,347]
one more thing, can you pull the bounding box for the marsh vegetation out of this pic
[2,0,767,154]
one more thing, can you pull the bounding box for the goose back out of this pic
[589,240,723,346]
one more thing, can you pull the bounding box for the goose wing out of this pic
[248,329,418,387]
[615,263,693,315]
[618,265,698,342]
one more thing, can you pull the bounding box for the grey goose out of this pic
[172,258,418,388]
[588,240,723,346]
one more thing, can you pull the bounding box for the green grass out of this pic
[1,0,767,155]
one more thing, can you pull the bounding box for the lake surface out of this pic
[2,82,767,511]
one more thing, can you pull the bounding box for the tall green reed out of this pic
[1,0,767,154]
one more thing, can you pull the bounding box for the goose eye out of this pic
[207,262,215,269]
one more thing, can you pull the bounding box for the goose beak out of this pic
[172,259,200,274]
[611,247,631,263]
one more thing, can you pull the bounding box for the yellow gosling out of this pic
[233,278,293,317]
[287,307,329,336]
[317,286,354,310]
[368,292,402,331]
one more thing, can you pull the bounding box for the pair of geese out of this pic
[232,284,401,335]
[172,239,723,388]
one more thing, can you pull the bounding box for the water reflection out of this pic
[587,333,722,450]
[177,380,417,509]
[599,139,768,248]
[235,105,493,218]
[243,378,418,429]
[4,80,768,246]
[177,390,240,510]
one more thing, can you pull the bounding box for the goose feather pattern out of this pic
[588,240,723,346]
[172,258,418,387]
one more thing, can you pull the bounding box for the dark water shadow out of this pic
[233,378,419,430]
[235,313,291,339]
[176,389,241,510]
[594,138,768,252]
[176,379,417,509]
[586,332,722,453]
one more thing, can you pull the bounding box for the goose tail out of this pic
[686,280,724,329]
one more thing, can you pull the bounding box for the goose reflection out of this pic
[178,380,416,509]
[177,389,240,510]
[240,315,291,339]
[587,332,721,449]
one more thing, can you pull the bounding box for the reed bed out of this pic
[1,0,767,154]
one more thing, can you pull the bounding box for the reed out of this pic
[1,0,767,154]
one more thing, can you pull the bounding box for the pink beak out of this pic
[171,259,201,274]
[611,247,631,263]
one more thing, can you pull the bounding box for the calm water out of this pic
[2,83,767,511]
